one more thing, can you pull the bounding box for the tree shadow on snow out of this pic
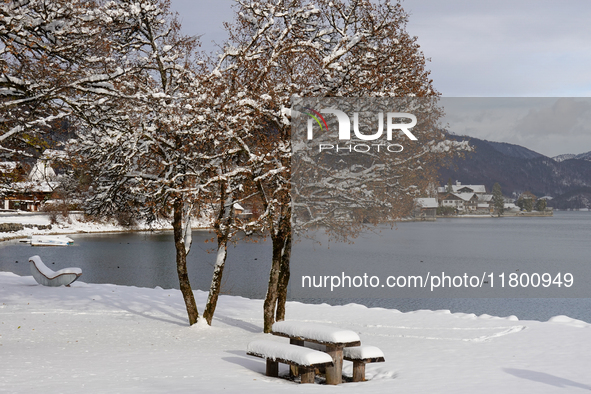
[95,292,188,326]
[503,368,591,390]
[213,314,262,333]
[222,351,266,374]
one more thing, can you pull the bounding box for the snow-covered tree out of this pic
[3,0,469,332]
[446,178,454,193]
[535,198,547,212]
[217,0,469,332]
[517,191,536,212]
[72,0,212,326]
[214,0,321,332]
[0,0,127,160]
[201,157,254,325]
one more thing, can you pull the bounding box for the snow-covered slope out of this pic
[1,272,589,393]
[553,154,577,162]
[553,151,591,162]
[440,135,591,198]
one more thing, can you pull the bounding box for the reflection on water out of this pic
[1,211,590,322]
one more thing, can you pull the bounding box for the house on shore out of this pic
[413,198,438,220]
[439,192,480,212]
[1,157,57,211]
[437,182,487,196]
[436,181,496,214]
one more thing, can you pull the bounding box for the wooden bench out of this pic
[29,255,82,287]
[247,339,333,384]
[343,345,385,382]
[271,321,361,385]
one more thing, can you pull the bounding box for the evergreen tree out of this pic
[517,191,536,212]
[446,178,454,193]
[492,182,504,217]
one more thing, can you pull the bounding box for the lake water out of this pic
[1,211,590,322]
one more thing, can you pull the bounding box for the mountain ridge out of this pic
[438,135,591,209]
[553,151,591,162]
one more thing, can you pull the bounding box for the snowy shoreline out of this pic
[1,271,590,393]
[0,211,210,242]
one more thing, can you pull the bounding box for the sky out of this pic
[169,0,591,157]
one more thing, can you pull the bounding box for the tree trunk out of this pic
[263,236,282,333]
[203,189,234,325]
[263,225,290,333]
[173,198,199,326]
[275,230,291,322]
[203,236,228,325]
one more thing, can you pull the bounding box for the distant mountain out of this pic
[550,187,591,210]
[553,151,591,162]
[486,141,545,160]
[438,135,591,209]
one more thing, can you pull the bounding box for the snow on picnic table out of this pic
[247,339,333,366]
[272,320,360,344]
[343,345,384,360]
[0,271,590,393]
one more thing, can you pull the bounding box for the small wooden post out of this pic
[300,367,315,383]
[289,339,304,377]
[266,359,279,377]
[325,345,343,385]
[352,361,365,382]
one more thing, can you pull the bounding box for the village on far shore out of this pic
[413,180,554,221]
[1,153,553,232]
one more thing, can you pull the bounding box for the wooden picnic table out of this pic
[271,321,361,385]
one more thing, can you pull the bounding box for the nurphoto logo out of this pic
[304,108,418,153]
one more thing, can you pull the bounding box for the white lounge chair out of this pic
[29,255,82,287]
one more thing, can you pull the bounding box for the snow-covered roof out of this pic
[29,159,56,182]
[453,192,478,202]
[479,194,493,202]
[438,184,486,194]
[11,181,57,193]
[415,198,438,209]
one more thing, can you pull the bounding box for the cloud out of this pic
[440,98,591,157]
[403,0,591,96]
[513,98,591,137]
[171,0,591,96]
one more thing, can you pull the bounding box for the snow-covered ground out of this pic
[1,272,590,393]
